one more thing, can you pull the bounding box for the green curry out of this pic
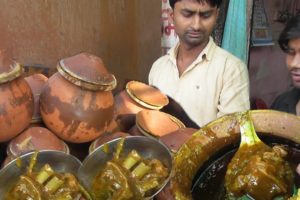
[225,112,294,200]
[91,138,169,200]
[5,152,92,200]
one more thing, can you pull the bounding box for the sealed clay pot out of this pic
[128,110,185,138]
[114,80,169,131]
[24,73,48,123]
[166,110,300,200]
[40,52,117,143]
[0,50,34,142]
[89,131,130,154]
[7,126,69,158]
[159,127,197,153]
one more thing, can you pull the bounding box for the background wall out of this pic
[0,0,161,91]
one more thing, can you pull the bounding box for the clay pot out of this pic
[89,131,130,154]
[0,50,34,142]
[169,110,300,200]
[7,126,69,158]
[159,128,197,152]
[24,73,48,123]
[114,80,169,131]
[40,53,117,143]
[128,110,185,138]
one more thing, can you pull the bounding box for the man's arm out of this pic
[217,60,250,117]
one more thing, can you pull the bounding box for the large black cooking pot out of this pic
[159,110,300,200]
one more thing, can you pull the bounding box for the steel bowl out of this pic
[78,135,173,199]
[0,150,82,199]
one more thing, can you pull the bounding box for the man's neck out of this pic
[176,39,209,76]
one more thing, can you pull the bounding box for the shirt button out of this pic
[196,85,200,89]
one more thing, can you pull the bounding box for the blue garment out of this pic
[221,0,248,63]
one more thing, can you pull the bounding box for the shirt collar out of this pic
[167,36,217,65]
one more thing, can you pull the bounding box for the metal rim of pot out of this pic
[170,109,300,200]
[30,117,42,124]
[125,81,169,110]
[57,61,117,92]
[0,62,23,84]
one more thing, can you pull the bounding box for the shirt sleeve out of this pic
[148,58,162,86]
[148,63,155,85]
[217,59,250,117]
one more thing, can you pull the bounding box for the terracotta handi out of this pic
[40,52,117,143]
[7,126,69,158]
[114,80,169,131]
[0,50,34,142]
[129,109,185,138]
[24,73,48,123]
[163,110,300,200]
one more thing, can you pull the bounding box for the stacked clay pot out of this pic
[0,50,34,142]
[3,126,69,167]
[159,128,197,153]
[40,52,117,143]
[114,80,169,131]
[129,109,185,138]
[24,73,48,124]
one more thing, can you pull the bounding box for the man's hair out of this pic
[278,15,300,53]
[169,0,223,9]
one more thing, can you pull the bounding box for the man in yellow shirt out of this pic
[149,0,250,127]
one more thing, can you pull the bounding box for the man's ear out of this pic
[216,8,220,19]
[168,9,174,24]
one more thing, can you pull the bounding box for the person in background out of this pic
[271,15,300,116]
[270,14,300,177]
[148,0,250,127]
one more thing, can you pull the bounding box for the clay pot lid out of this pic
[136,110,185,138]
[126,81,169,109]
[7,127,69,157]
[0,50,23,84]
[57,52,117,91]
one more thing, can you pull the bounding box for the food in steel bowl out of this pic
[0,150,91,200]
[91,138,169,199]
[89,131,130,154]
[78,136,172,200]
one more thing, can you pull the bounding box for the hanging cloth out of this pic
[221,0,248,63]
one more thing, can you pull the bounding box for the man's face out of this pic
[171,0,219,48]
[286,38,300,89]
